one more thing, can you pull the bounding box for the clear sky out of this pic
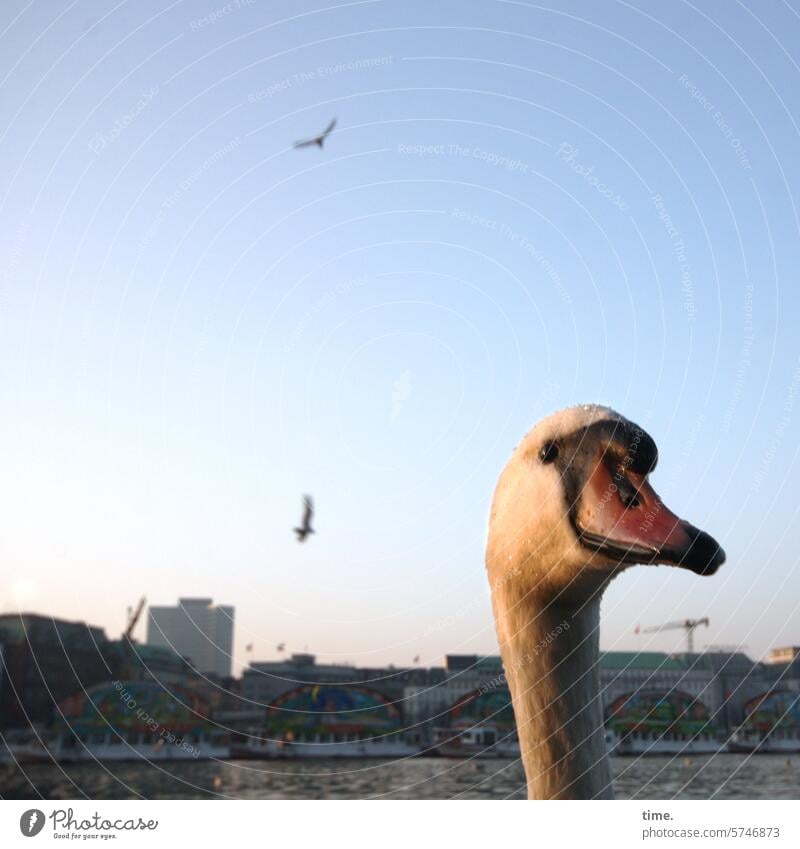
[1,0,798,674]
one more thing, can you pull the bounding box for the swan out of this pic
[485,405,725,799]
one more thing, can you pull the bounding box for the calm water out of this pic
[2,755,798,799]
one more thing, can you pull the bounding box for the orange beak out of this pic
[574,453,725,575]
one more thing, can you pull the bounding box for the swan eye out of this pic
[539,441,559,464]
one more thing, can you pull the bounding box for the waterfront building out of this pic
[146,598,234,678]
[243,653,362,706]
[241,652,432,706]
[5,604,800,758]
[0,613,110,730]
[766,647,800,665]
[106,638,200,687]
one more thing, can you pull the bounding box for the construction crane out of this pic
[639,617,709,653]
[117,597,147,683]
[124,596,146,642]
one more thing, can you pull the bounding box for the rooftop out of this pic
[600,651,684,671]
[0,613,107,647]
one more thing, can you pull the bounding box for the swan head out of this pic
[486,404,725,601]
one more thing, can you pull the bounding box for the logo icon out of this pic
[19,809,45,837]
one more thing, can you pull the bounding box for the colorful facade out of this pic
[57,680,211,738]
[265,684,403,741]
[448,688,516,731]
[742,690,800,732]
[605,689,714,737]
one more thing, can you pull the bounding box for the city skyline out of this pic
[2,596,796,677]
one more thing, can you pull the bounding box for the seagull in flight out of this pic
[293,118,336,150]
[294,494,315,542]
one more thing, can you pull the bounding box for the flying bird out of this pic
[294,494,315,542]
[413,655,420,664]
[293,118,336,149]
[276,642,286,653]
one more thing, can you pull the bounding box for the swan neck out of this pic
[496,593,613,799]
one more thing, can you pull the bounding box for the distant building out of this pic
[146,598,234,678]
[106,638,199,688]
[244,653,371,706]
[766,647,800,665]
[242,652,434,708]
[0,613,110,730]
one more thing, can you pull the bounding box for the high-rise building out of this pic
[146,598,234,678]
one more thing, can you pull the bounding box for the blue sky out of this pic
[1,0,799,672]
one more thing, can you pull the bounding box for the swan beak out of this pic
[575,461,725,576]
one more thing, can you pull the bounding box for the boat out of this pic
[228,729,419,759]
[604,689,721,756]
[239,682,422,759]
[51,680,228,762]
[605,727,722,756]
[0,730,58,765]
[432,722,520,758]
[727,690,800,753]
[52,730,230,762]
[727,727,800,754]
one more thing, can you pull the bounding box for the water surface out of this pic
[2,754,798,800]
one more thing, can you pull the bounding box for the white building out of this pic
[146,598,234,678]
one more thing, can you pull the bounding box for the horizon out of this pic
[0,601,791,674]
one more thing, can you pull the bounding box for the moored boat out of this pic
[432,723,520,758]
[727,690,800,754]
[51,680,225,762]
[606,727,722,756]
[0,730,57,765]
[727,728,800,754]
[228,730,418,760]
